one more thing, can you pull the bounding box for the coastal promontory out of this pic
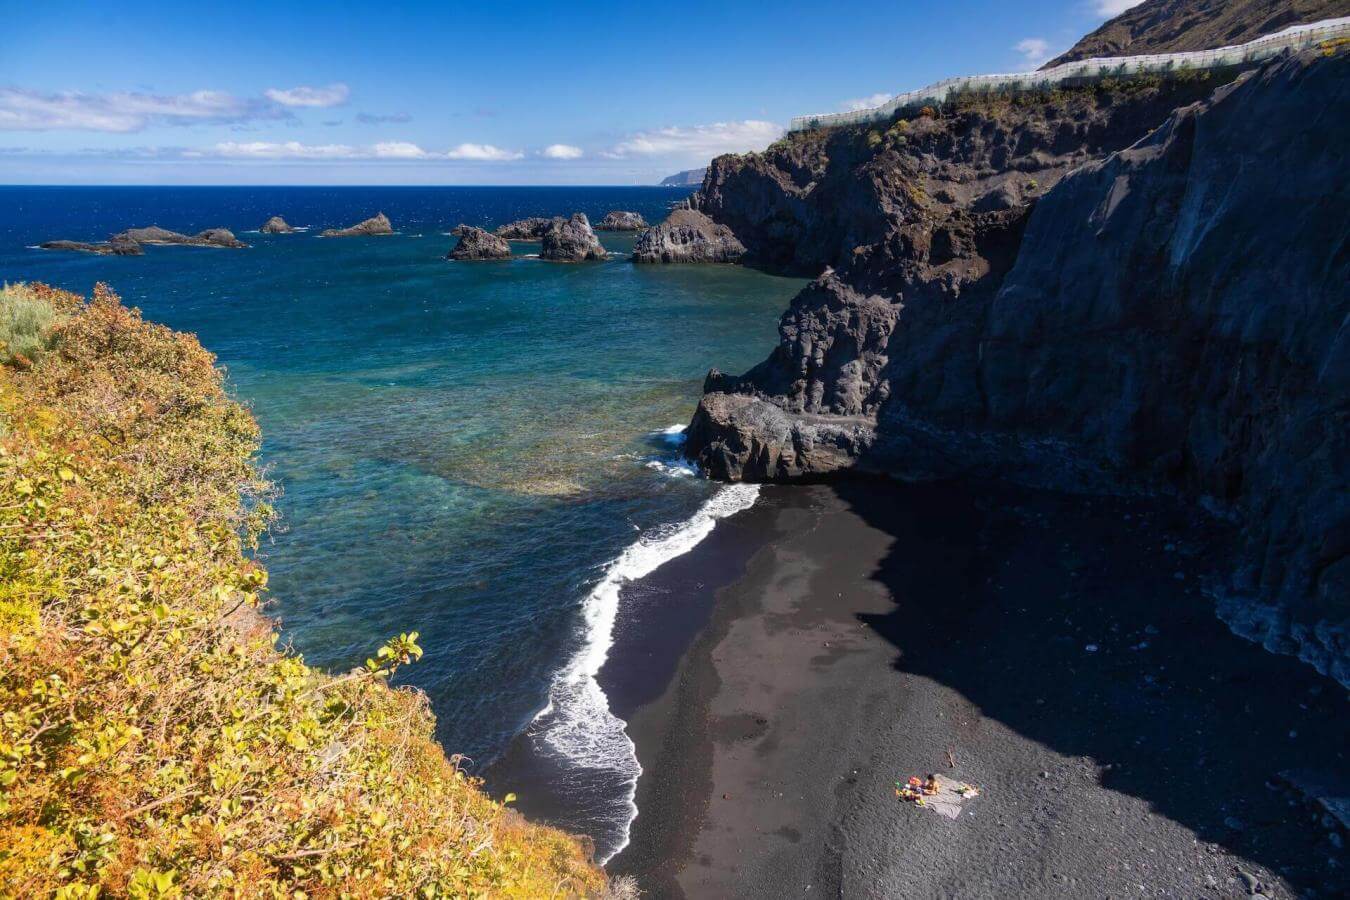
[684,45,1350,684]
[321,213,393,237]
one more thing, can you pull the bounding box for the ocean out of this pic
[0,185,802,861]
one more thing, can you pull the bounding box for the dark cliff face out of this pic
[693,74,1233,279]
[1045,0,1350,67]
[686,49,1349,683]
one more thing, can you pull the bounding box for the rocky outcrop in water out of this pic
[448,226,512,260]
[631,209,746,264]
[260,216,295,234]
[321,213,393,238]
[539,213,607,261]
[495,217,564,240]
[110,226,248,249]
[38,237,144,256]
[596,211,648,231]
[686,49,1350,683]
[1046,0,1350,67]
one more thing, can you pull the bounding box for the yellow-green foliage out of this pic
[0,284,609,898]
[0,283,72,367]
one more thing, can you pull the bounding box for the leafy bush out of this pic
[0,284,609,897]
[0,283,76,367]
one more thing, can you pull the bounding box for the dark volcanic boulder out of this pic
[495,217,564,240]
[260,216,295,234]
[39,238,144,256]
[631,209,746,263]
[448,226,512,260]
[321,213,393,238]
[110,226,247,249]
[686,48,1350,683]
[596,210,648,231]
[539,213,607,262]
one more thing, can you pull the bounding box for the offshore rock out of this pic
[321,213,393,237]
[687,49,1350,683]
[260,216,295,234]
[596,210,648,231]
[496,217,564,240]
[448,226,512,260]
[539,213,607,261]
[112,226,248,248]
[39,237,144,256]
[631,208,746,263]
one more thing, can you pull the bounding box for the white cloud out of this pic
[0,88,264,132]
[373,141,428,159]
[541,143,583,159]
[1095,0,1144,16]
[605,120,783,160]
[206,141,357,159]
[840,93,893,112]
[444,142,523,161]
[1015,37,1053,68]
[263,84,350,108]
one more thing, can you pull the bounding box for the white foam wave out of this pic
[645,458,697,478]
[535,482,760,862]
[652,423,688,447]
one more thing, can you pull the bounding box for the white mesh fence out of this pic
[789,18,1350,131]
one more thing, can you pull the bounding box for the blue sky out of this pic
[0,0,1140,185]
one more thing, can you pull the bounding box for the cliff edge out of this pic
[686,48,1349,683]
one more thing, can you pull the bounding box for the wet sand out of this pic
[607,481,1349,898]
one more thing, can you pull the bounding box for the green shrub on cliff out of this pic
[0,283,69,367]
[0,284,609,897]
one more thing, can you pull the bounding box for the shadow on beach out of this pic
[833,478,1349,894]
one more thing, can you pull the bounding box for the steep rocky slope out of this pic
[685,49,1348,683]
[1047,0,1350,67]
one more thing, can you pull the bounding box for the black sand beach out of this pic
[607,481,1349,898]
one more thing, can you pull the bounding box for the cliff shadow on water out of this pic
[829,477,1350,894]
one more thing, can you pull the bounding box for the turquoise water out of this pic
[0,186,802,858]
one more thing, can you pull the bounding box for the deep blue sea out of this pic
[0,185,803,859]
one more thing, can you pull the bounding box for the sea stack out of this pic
[321,213,393,237]
[631,209,746,263]
[596,210,648,231]
[539,213,607,262]
[261,216,295,234]
[448,226,512,260]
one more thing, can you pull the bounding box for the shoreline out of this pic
[609,480,1349,898]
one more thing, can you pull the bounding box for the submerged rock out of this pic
[38,237,144,256]
[448,226,511,260]
[685,48,1350,684]
[539,213,607,262]
[260,216,295,234]
[596,210,648,231]
[321,213,393,238]
[631,208,746,263]
[495,217,564,240]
